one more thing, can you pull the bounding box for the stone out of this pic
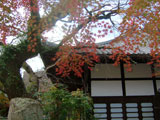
[23,71,52,92]
[8,98,43,120]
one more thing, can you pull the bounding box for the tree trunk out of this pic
[0,0,41,99]
[0,65,27,99]
[0,41,38,99]
[2,70,27,100]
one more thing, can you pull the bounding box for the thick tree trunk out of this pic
[2,71,27,100]
[0,0,41,99]
[0,69,27,100]
[0,0,42,99]
[0,41,38,99]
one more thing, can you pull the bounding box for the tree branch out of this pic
[22,62,35,75]
[57,10,118,47]
[39,1,69,33]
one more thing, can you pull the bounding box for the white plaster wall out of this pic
[91,64,154,96]
[91,81,122,96]
[124,64,152,78]
[91,64,152,78]
[125,81,154,95]
[91,64,120,78]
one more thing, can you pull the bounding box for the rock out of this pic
[23,71,52,92]
[8,98,43,120]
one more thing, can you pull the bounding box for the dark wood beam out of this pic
[151,64,158,95]
[82,64,91,94]
[91,77,160,81]
[120,62,126,96]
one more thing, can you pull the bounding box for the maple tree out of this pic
[109,0,160,71]
[0,0,159,99]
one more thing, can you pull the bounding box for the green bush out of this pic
[40,85,95,120]
[0,92,9,117]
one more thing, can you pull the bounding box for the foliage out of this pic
[0,92,9,117]
[40,85,94,120]
[0,0,159,98]
[109,0,160,71]
[0,0,126,78]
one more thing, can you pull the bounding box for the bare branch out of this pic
[84,7,92,16]
[22,61,34,75]
[59,19,72,23]
[58,23,86,47]
[110,17,115,26]
[39,1,69,33]
[58,10,118,47]
[95,10,118,20]
[90,3,112,13]
[45,58,61,71]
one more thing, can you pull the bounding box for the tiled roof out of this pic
[96,40,151,55]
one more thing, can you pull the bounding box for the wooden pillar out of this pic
[107,103,111,120]
[83,64,91,94]
[154,94,160,120]
[120,62,126,96]
[120,62,127,120]
[151,64,158,95]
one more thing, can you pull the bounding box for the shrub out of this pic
[40,85,94,120]
[0,92,9,117]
